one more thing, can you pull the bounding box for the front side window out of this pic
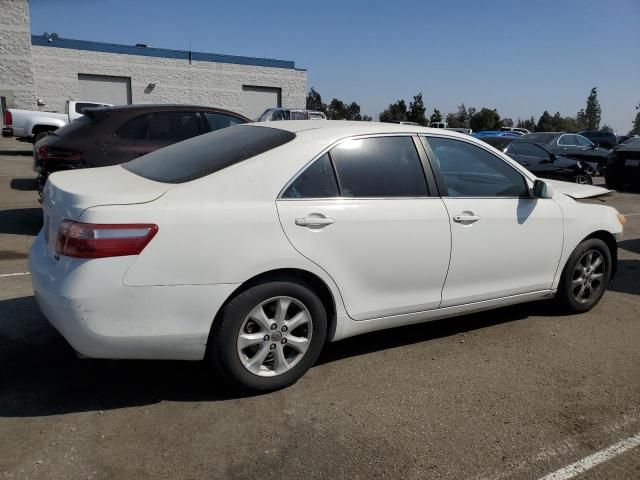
[423,137,529,197]
[204,112,244,131]
[330,136,428,197]
[282,154,338,198]
[508,142,548,159]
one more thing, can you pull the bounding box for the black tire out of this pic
[555,238,612,313]
[208,281,327,393]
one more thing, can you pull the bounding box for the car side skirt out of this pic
[331,290,555,341]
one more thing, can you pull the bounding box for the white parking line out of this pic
[538,432,640,480]
[0,203,40,208]
[0,272,31,278]
[622,212,640,216]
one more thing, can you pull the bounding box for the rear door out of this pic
[422,135,563,307]
[277,135,451,320]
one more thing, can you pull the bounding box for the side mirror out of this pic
[549,153,557,162]
[533,179,554,199]
[592,143,599,149]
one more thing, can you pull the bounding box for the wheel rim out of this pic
[574,175,589,184]
[571,249,606,304]
[236,296,313,377]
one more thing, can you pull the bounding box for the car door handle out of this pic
[295,214,335,228]
[521,161,530,166]
[453,213,481,224]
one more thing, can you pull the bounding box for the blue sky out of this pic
[30,0,640,133]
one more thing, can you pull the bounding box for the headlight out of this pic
[617,213,626,226]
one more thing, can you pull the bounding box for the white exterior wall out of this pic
[31,46,307,117]
[0,0,36,111]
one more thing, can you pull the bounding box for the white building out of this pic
[0,0,307,120]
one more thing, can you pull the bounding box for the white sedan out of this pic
[30,121,625,392]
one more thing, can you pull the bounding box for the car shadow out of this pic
[0,208,42,236]
[618,238,640,255]
[0,294,544,417]
[608,259,640,296]
[0,149,32,156]
[10,178,38,191]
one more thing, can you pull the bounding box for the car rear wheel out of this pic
[555,238,612,313]
[208,281,327,392]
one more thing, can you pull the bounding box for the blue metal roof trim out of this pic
[31,35,297,69]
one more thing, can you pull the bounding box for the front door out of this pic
[422,136,564,307]
[277,136,451,320]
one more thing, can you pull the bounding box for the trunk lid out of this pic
[41,166,172,257]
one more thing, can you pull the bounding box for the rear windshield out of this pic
[122,125,295,183]
[49,115,94,137]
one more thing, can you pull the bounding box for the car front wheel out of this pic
[209,281,327,392]
[555,238,612,313]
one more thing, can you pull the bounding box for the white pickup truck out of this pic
[2,100,111,143]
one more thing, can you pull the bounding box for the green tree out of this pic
[379,99,407,123]
[362,114,373,122]
[599,124,613,133]
[629,102,640,135]
[445,104,469,128]
[585,87,601,130]
[306,87,326,113]
[536,110,553,131]
[516,116,536,131]
[407,93,427,125]
[345,102,362,121]
[430,108,443,123]
[501,118,514,127]
[326,99,348,120]
[469,108,501,131]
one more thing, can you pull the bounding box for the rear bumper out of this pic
[2,127,12,137]
[29,232,239,360]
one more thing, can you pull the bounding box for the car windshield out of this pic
[524,133,557,144]
[123,125,295,183]
[481,137,511,150]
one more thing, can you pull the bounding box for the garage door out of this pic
[242,86,281,120]
[78,74,132,106]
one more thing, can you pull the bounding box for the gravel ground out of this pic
[0,136,638,480]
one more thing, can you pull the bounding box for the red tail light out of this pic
[55,221,158,258]
[4,110,11,126]
[38,145,83,161]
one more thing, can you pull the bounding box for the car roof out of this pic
[248,120,469,136]
[86,104,250,120]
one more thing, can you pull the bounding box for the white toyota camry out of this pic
[30,121,625,391]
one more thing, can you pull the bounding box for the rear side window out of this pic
[330,136,428,197]
[116,112,200,141]
[116,114,151,139]
[146,112,200,141]
[282,154,338,198]
[123,125,295,183]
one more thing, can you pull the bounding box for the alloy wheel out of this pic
[571,249,606,304]
[236,296,313,377]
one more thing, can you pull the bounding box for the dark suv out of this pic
[578,130,617,149]
[34,104,250,193]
